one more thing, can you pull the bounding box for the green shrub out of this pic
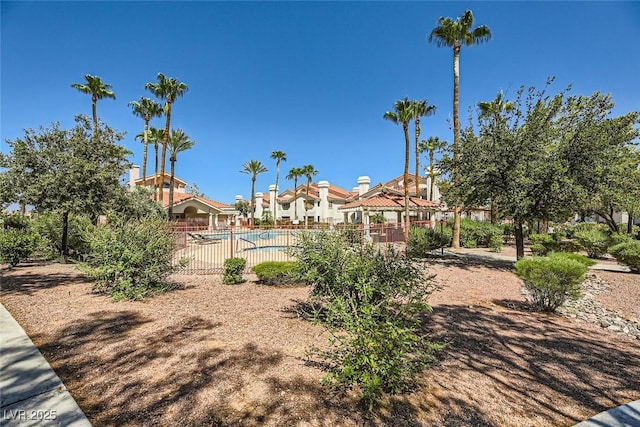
[488,234,503,252]
[0,229,38,266]
[406,226,450,258]
[31,210,94,259]
[571,222,607,233]
[455,219,502,248]
[609,232,634,247]
[253,261,298,286]
[1,214,30,230]
[81,216,181,301]
[530,243,548,256]
[514,256,587,311]
[608,241,640,273]
[294,231,442,408]
[548,252,596,267]
[463,239,477,248]
[223,257,246,284]
[574,230,610,258]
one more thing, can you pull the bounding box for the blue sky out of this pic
[2,1,639,204]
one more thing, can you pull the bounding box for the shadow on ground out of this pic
[1,263,90,296]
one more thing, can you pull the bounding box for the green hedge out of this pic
[223,257,246,284]
[515,256,587,312]
[0,229,38,267]
[406,227,450,258]
[253,261,298,286]
[609,241,640,273]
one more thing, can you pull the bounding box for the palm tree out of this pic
[146,127,165,200]
[129,97,164,185]
[301,164,318,228]
[419,136,448,207]
[145,73,188,203]
[429,9,491,248]
[71,74,116,132]
[411,100,437,201]
[270,150,287,224]
[286,167,304,223]
[167,129,195,217]
[478,91,513,223]
[384,97,414,240]
[241,160,268,226]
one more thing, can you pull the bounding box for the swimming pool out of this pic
[202,230,294,242]
[243,245,292,253]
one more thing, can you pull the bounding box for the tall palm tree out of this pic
[383,97,414,240]
[145,73,188,203]
[429,9,491,248]
[145,127,165,200]
[241,160,268,226]
[167,129,195,217]
[478,91,513,223]
[129,97,164,185]
[286,167,304,223]
[411,99,437,200]
[301,164,318,228]
[71,74,116,132]
[419,136,448,205]
[270,150,287,224]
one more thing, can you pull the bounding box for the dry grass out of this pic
[1,252,639,426]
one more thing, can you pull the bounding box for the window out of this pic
[328,202,333,208]
[317,201,321,207]
[282,203,290,210]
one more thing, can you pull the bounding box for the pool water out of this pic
[243,245,291,253]
[204,230,293,242]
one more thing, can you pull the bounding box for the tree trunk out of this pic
[250,177,256,227]
[403,122,411,240]
[628,215,634,234]
[293,180,298,222]
[159,102,172,203]
[451,44,461,249]
[515,220,525,260]
[92,95,98,134]
[305,182,310,229]
[142,118,149,184]
[168,158,176,218]
[415,118,421,200]
[61,210,70,262]
[153,143,159,201]
[274,166,280,225]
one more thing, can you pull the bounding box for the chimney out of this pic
[129,165,140,189]
[357,176,370,197]
[255,192,264,219]
[318,181,330,223]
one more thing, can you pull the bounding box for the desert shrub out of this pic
[293,231,442,408]
[339,224,363,246]
[530,232,579,255]
[81,216,181,301]
[608,232,634,247]
[488,234,503,252]
[31,210,94,259]
[455,219,503,248]
[548,252,596,267]
[608,241,640,273]
[223,257,246,284]
[406,226,450,258]
[0,229,38,266]
[515,256,587,311]
[574,230,610,258]
[253,261,298,286]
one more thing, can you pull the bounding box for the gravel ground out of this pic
[1,253,639,426]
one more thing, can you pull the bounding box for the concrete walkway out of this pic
[574,400,640,426]
[0,303,90,426]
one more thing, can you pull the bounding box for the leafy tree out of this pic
[129,97,163,185]
[429,9,492,248]
[302,164,318,228]
[71,74,116,132]
[145,73,188,203]
[235,199,250,219]
[270,150,287,223]
[0,116,130,260]
[410,100,436,200]
[167,129,196,217]
[186,183,204,197]
[383,98,414,240]
[286,167,304,222]
[240,160,268,226]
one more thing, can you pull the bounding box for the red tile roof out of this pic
[339,193,440,210]
[163,192,234,209]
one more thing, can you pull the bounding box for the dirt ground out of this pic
[1,250,639,427]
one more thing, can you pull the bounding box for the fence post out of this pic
[230,227,234,258]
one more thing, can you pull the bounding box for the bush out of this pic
[406,226,450,258]
[515,256,587,311]
[608,232,634,247]
[81,216,182,301]
[293,231,442,408]
[455,219,503,248]
[223,257,246,284]
[608,241,640,273]
[1,214,30,230]
[0,229,38,266]
[31,210,94,259]
[463,239,477,248]
[253,261,298,286]
[574,230,610,258]
[488,234,503,252]
[571,222,607,233]
[548,252,596,267]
